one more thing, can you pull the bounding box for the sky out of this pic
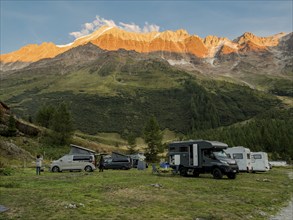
[1,0,292,54]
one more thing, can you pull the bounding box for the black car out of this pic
[104,158,132,170]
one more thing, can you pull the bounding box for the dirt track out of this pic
[270,171,293,220]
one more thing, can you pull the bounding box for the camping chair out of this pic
[151,164,160,175]
[171,165,179,175]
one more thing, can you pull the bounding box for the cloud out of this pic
[143,22,160,33]
[69,16,160,39]
[119,22,141,33]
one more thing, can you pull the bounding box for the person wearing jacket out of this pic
[36,155,43,175]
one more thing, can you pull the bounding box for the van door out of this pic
[202,150,214,172]
[252,154,262,171]
[232,153,245,171]
[179,145,189,167]
[61,155,73,170]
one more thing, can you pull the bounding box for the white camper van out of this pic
[251,152,270,172]
[49,144,97,172]
[225,146,252,172]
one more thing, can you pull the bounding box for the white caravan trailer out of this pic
[251,152,270,172]
[225,146,252,172]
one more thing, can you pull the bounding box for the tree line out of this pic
[36,103,73,145]
[188,109,293,161]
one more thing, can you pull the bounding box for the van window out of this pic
[179,146,188,152]
[247,153,251,159]
[253,154,262,159]
[169,147,176,152]
[73,155,92,161]
[233,153,243,159]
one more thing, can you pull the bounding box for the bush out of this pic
[0,167,14,176]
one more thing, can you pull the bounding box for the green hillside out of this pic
[1,53,280,138]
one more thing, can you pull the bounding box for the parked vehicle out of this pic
[251,152,270,172]
[50,154,96,172]
[168,140,239,179]
[129,153,148,169]
[104,152,132,170]
[225,146,252,172]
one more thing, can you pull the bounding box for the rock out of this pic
[150,183,163,188]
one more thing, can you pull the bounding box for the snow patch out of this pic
[205,58,216,66]
[167,59,189,66]
[86,26,114,41]
[230,60,240,70]
[207,39,238,58]
[223,40,238,50]
[66,26,114,45]
[153,33,161,39]
[57,42,74,48]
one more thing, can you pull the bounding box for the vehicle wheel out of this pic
[52,166,60,172]
[227,173,236,179]
[212,168,223,179]
[179,167,187,177]
[193,171,200,177]
[85,166,93,172]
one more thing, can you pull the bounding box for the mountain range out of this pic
[1,26,292,69]
[0,26,292,137]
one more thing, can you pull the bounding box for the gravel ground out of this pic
[269,171,293,220]
[269,198,293,220]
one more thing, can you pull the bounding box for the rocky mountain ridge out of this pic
[1,26,290,69]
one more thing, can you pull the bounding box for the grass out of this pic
[0,167,292,220]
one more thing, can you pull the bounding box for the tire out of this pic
[227,173,236,179]
[84,166,93,172]
[179,167,187,177]
[193,171,200,177]
[212,168,223,179]
[52,166,60,173]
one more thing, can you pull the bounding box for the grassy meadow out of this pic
[0,167,292,220]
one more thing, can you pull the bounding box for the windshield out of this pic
[213,150,229,159]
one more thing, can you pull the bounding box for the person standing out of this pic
[36,155,43,175]
[99,156,105,172]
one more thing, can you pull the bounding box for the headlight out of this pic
[220,160,228,165]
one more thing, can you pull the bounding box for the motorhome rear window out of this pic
[179,146,188,152]
[233,153,243,159]
[253,154,262,159]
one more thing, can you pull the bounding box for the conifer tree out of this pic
[127,133,137,154]
[36,105,55,128]
[49,103,73,145]
[7,115,17,136]
[143,116,163,162]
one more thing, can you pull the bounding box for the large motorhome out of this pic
[225,146,252,172]
[168,140,239,179]
[251,152,270,172]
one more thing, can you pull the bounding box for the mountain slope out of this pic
[0,27,292,137]
[0,43,280,136]
[1,27,291,97]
